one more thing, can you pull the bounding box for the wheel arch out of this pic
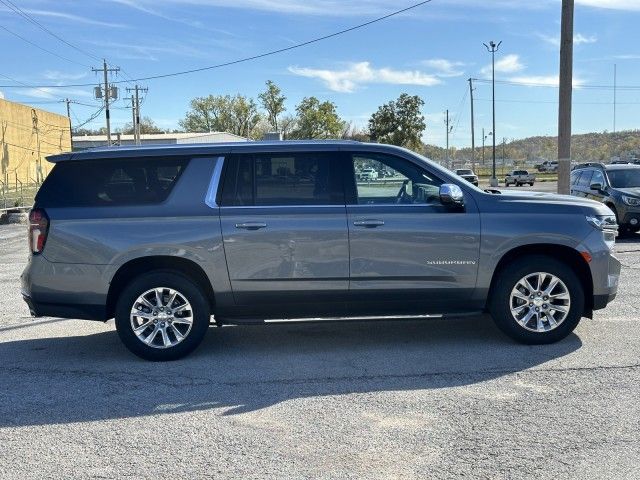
[487,244,594,315]
[106,256,216,319]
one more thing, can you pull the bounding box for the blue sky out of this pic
[1,0,639,147]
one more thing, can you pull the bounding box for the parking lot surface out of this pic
[1,223,639,479]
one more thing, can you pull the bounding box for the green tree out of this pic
[368,93,426,151]
[290,97,345,139]
[258,80,286,132]
[121,116,163,135]
[179,94,261,138]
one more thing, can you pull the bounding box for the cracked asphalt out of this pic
[1,224,639,479]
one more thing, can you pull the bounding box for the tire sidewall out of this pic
[490,256,585,344]
[115,271,211,361]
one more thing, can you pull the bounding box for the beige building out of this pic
[0,98,71,188]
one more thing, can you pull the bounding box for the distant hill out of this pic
[425,129,640,164]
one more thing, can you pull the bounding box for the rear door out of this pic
[345,151,481,315]
[218,151,349,317]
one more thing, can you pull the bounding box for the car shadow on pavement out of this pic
[0,315,582,427]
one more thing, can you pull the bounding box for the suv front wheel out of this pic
[489,255,584,344]
[115,271,211,361]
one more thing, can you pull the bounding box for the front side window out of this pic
[590,170,605,188]
[351,153,443,205]
[219,152,343,206]
[577,170,593,188]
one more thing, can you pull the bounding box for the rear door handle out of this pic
[353,219,385,228]
[235,222,267,230]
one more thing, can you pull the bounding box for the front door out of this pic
[219,151,349,318]
[345,152,481,315]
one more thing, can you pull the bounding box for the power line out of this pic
[0,0,434,89]
[0,23,91,68]
[473,78,640,91]
[0,0,101,62]
[0,71,63,100]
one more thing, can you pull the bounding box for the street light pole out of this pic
[484,40,502,187]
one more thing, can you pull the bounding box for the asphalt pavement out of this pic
[1,223,639,479]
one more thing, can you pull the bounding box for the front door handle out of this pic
[353,219,385,228]
[235,222,267,230]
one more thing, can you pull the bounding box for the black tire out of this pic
[608,205,632,237]
[115,271,211,361]
[489,255,584,344]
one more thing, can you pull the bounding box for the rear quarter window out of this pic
[35,157,189,207]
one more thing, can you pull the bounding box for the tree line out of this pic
[73,80,428,152]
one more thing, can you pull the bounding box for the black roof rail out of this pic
[571,162,606,171]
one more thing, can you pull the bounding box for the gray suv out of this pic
[571,162,640,235]
[21,141,621,360]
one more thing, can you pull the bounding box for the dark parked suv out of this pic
[571,162,640,235]
[22,141,620,360]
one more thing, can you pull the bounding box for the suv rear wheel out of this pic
[489,255,584,344]
[115,271,211,361]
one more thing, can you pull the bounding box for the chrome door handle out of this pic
[235,222,267,230]
[353,219,385,228]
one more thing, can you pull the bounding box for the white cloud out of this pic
[575,0,640,11]
[24,9,128,28]
[43,71,88,81]
[421,59,466,78]
[17,87,92,99]
[0,90,4,100]
[288,62,441,93]
[507,75,585,88]
[480,54,524,76]
[537,32,597,47]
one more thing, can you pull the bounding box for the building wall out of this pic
[0,98,71,187]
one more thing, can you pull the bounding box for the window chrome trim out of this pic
[205,156,225,208]
[219,203,444,209]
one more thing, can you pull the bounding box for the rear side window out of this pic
[36,157,188,207]
[220,152,344,206]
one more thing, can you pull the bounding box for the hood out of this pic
[616,187,640,197]
[485,189,613,216]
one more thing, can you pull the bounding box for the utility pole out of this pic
[482,127,486,166]
[92,59,120,146]
[469,78,476,172]
[502,137,507,176]
[613,64,617,134]
[64,98,73,151]
[445,109,453,168]
[557,0,574,194]
[126,85,148,145]
[129,94,136,144]
[484,40,502,187]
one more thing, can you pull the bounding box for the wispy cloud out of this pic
[23,9,128,28]
[575,0,640,11]
[421,59,466,78]
[507,75,585,88]
[87,39,212,60]
[288,61,441,93]
[43,71,88,81]
[17,87,92,100]
[480,54,524,76]
[537,32,597,47]
[0,90,4,100]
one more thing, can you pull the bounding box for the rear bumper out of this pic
[22,294,107,320]
[21,254,110,321]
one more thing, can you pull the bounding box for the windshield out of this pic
[608,168,640,188]
[457,169,473,175]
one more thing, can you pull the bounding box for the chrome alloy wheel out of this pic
[130,287,193,349]
[509,272,571,333]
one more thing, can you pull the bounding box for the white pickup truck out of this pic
[505,170,535,187]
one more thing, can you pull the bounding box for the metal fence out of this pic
[0,180,39,210]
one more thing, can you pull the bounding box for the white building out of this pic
[72,131,248,150]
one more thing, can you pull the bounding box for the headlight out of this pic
[622,195,640,207]
[586,215,617,231]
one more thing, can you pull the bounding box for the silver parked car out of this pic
[22,141,620,360]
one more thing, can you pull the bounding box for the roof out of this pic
[574,162,640,171]
[71,131,247,142]
[46,140,366,163]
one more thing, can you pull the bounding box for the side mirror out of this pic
[590,182,604,192]
[439,184,464,206]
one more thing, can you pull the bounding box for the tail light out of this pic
[28,208,49,254]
